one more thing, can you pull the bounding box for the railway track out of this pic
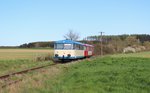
[0,58,91,89]
[0,63,57,88]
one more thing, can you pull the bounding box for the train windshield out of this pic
[55,44,72,50]
[55,44,64,49]
[64,44,72,49]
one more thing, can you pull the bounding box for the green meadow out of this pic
[3,51,149,93]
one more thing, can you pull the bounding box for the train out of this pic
[54,40,94,61]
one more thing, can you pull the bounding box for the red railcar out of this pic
[84,44,94,57]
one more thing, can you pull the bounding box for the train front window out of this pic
[64,44,72,50]
[55,44,72,50]
[55,44,64,49]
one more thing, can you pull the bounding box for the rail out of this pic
[0,63,57,88]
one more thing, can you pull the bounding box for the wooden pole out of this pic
[99,32,104,56]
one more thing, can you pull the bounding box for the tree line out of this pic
[83,34,150,43]
[18,34,150,54]
[82,34,150,55]
[1,30,150,56]
[19,41,54,48]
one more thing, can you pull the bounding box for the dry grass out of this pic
[0,49,53,60]
[0,48,55,93]
[1,64,61,93]
[34,53,54,62]
[111,51,150,58]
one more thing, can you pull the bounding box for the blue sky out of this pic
[0,0,150,46]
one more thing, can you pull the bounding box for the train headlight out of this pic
[67,54,71,57]
[55,54,58,57]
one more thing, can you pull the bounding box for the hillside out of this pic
[19,41,54,48]
[45,53,150,93]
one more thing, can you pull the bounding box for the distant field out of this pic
[0,49,53,60]
[0,48,53,76]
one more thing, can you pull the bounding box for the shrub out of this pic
[123,47,136,53]
[143,41,150,50]
[34,53,54,62]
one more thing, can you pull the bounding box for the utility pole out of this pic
[99,32,104,56]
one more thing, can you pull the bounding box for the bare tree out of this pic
[64,30,80,41]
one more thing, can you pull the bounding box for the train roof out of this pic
[84,44,94,47]
[55,40,84,45]
[55,40,94,47]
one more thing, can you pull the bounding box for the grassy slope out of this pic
[111,52,150,58]
[47,57,150,93]
[14,52,150,93]
[1,52,150,93]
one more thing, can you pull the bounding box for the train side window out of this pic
[79,45,81,50]
[81,45,84,50]
[74,44,77,50]
[84,46,86,50]
[90,47,92,51]
[89,47,91,51]
[54,44,56,49]
[75,44,80,50]
[79,45,83,50]
[87,47,89,51]
[81,46,82,50]
[74,44,84,50]
[77,45,80,50]
[74,44,76,50]
[73,44,76,49]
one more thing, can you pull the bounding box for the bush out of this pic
[123,47,136,53]
[34,54,54,62]
[94,44,116,55]
[143,41,150,50]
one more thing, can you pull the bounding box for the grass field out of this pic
[0,49,53,76]
[53,57,149,93]
[111,51,150,58]
[2,51,149,93]
[0,52,150,93]
[0,49,53,60]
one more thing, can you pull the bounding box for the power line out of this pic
[99,32,104,56]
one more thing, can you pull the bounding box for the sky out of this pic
[0,0,150,46]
